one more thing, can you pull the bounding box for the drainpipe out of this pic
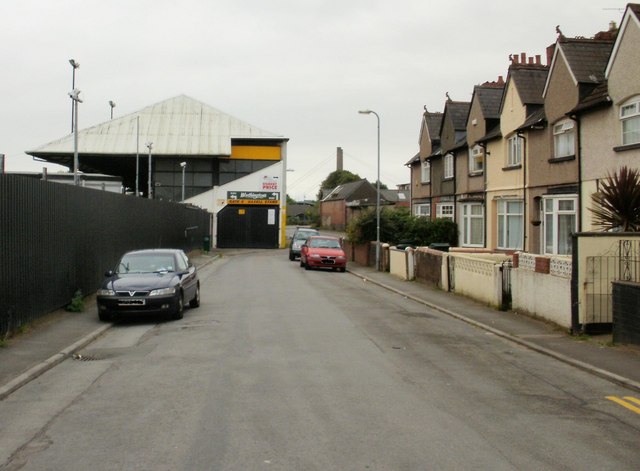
[569,113,582,231]
[517,131,527,252]
[479,142,489,249]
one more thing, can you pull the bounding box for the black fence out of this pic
[0,174,211,337]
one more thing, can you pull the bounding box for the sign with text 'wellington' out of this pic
[227,191,280,205]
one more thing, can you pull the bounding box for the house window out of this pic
[461,203,484,247]
[415,204,431,217]
[421,161,431,183]
[469,145,484,173]
[543,196,576,255]
[436,203,454,221]
[553,119,575,158]
[507,135,523,167]
[497,200,523,250]
[620,96,640,145]
[444,153,454,179]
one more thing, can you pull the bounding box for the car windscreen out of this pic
[309,238,341,249]
[117,254,175,274]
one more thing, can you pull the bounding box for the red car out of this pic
[300,235,347,272]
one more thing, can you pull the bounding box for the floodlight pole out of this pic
[180,161,187,202]
[146,142,153,199]
[69,59,79,133]
[69,89,83,186]
[136,116,140,196]
[358,109,381,270]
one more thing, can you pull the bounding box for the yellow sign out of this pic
[228,199,280,205]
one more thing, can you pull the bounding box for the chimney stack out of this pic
[337,147,343,171]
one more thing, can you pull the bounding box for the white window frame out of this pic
[461,203,484,247]
[421,161,431,183]
[414,203,431,217]
[436,203,454,221]
[468,145,484,174]
[553,119,575,158]
[542,195,577,255]
[497,199,523,250]
[620,96,640,146]
[507,135,523,167]
[444,153,454,179]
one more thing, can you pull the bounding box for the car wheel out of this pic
[339,267,346,273]
[300,258,304,268]
[189,284,200,308]
[304,262,311,271]
[289,252,295,261]
[172,293,184,320]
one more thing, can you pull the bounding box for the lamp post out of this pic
[109,100,116,119]
[358,109,381,270]
[145,141,153,199]
[69,59,79,133]
[135,116,140,196]
[180,161,187,202]
[69,89,83,186]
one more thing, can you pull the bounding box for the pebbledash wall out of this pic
[512,253,573,328]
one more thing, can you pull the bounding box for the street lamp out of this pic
[69,59,79,133]
[180,161,187,202]
[109,100,116,119]
[145,141,153,199]
[358,109,381,270]
[69,89,83,186]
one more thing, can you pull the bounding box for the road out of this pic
[1,249,639,470]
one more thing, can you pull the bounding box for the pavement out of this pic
[2,249,640,401]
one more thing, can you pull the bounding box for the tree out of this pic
[317,170,362,200]
[590,166,640,232]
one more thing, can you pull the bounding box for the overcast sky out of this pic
[1,0,625,200]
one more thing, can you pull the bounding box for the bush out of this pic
[66,290,85,312]
[346,207,458,247]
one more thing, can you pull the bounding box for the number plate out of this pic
[118,299,145,306]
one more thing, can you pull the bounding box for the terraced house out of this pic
[407,3,639,255]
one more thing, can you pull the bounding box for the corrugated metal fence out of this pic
[0,175,211,337]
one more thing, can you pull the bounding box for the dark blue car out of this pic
[97,249,200,322]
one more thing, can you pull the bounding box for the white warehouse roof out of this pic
[28,95,283,157]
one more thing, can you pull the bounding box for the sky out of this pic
[0,0,626,201]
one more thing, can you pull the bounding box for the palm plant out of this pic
[590,166,640,232]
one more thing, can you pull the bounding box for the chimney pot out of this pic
[535,54,541,65]
[521,52,526,63]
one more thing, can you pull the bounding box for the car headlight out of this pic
[97,289,115,296]
[336,256,346,261]
[149,287,177,297]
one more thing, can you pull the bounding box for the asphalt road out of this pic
[1,250,639,470]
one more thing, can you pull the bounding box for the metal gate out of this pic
[217,205,279,248]
[500,259,513,311]
[447,256,455,292]
[582,240,640,328]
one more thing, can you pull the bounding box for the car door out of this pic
[176,252,197,300]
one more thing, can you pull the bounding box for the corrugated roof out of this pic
[28,95,283,156]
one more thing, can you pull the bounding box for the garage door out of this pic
[217,205,279,248]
